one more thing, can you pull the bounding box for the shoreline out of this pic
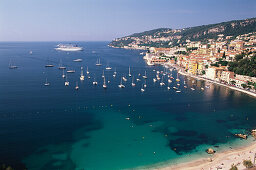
[154,140,256,170]
[177,70,256,98]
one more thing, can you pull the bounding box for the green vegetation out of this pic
[243,159,254,168]
[228,53,256,77]
[229,164,238,170]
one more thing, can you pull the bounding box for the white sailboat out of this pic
[131,76,136,86]
[102,70,105,78]
[176,72,180,82]
[114,68,117,74]
[122,76,127,82]
[118,77,125,88]
[58,59,66,69]
[75,82,79,90]
[142,71,147,79]
[86,66,89,74]
[128,66,131,77]
[103,77,107,89]
[93,78,98,85]
[160,76,165,86]
[80,67,85,81]
[62,70,66,78]
[9,59,18,69]
[44,78,50,86]
[141,84,145,92]
[144,80,147,88]
[96,58,102,66]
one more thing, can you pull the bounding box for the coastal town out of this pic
[111,31,256,97]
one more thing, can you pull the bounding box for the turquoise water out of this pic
[0,42,256,169]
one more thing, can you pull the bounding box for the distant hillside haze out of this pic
[109,17,256,48]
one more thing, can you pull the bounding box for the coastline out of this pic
[178,70,256,98]
[154,140,256,170]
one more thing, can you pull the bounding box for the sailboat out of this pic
[93,78,98,85]
[86,66,89,74]
[118,77,125,88]
[9,59,18,69]
[106,63,112,70]
[141,84,145,92]
[102,70,105,78]
[80,67,85,81]
[113,68,117,77]
[45,57,54,67]
[176,72,180,82]
[65,76,69,86]
[160,76,165,86]
[131,76,136,86]
[75,82,79,90]
[58,59,66,69]
[114,68,117,74]
[96,58,102,66]
[142,71,147,79]
[67,68,75,73]
[144,80,147,88]
[153,78,157,82]
[62,70,66,78]
[44,78,50,86]
[128,66,131,77]
[122,76,127,82]
[103,77,107,89]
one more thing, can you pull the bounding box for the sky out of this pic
[0,0,256,41]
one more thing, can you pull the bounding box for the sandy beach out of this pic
[152,141,256,170]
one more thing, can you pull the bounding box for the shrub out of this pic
[243,159,253,168]
[229,164,238,170]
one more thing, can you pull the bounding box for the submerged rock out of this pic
[234,133,247,139]
[206,148,215,154]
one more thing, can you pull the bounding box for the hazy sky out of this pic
[0,0,256,41]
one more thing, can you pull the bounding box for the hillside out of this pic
[109,17,256,48]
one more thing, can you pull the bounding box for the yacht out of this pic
[55,44,83,51]
[142,71,147,79]
[168,79,172,83]
[122,76,127,82]
[153,78,157,82]
[58,59,66,69]
[191,87,195,91]
[80,67,85,81]
[96,58,102,66]
[184,86,187,88]
[45,64,54,67]
[103,77,107,89]
[167,86,171,90]
[128,66,131,77]
[136,78,141,82]
[118,78,125,88]
[106,64,112,70]
[176,90,181,93]
[73,59,83,62]
[67,70,75,73]
[75,82,79,90]
[9,59,18,69]
[44,78,50,86]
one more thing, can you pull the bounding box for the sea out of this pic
[0,42,256,170]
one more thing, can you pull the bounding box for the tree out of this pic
[202,70,206,74]
[229,164,238,170]
[243,160,253,168]
[205,65,208,69]
[241,84,247,89]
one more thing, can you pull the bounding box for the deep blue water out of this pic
[0,42,256,170]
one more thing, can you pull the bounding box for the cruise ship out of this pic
[55,44,83,51]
